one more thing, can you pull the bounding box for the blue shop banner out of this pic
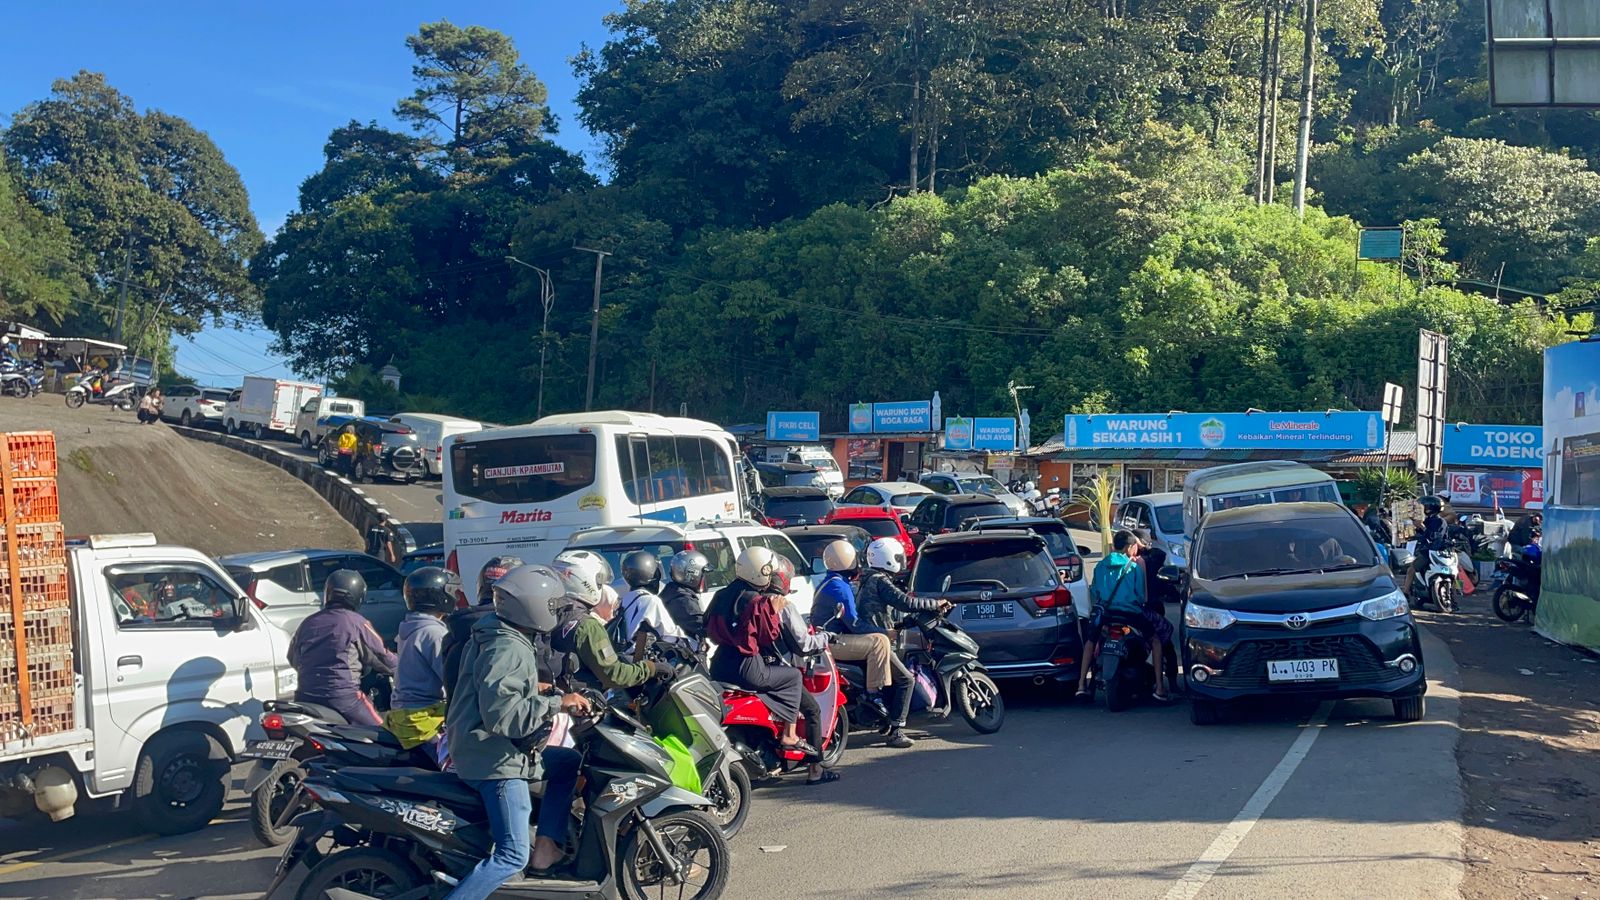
[871,401,932,433]
[971,417,1018,450]
[766,411,820,442]
[1441,424,1543,468]
[1062,411,1384,450]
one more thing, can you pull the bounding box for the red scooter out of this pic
[721,647,849,779]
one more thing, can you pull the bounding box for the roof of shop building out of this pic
[1026,431,1417,466]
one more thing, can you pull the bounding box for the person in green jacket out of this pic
[445,565,591,897]
[548,555,674,692]
[1074,530,1170,703]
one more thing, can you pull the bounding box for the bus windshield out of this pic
[450,433,598,504]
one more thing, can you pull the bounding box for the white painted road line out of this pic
[1164,701,1334,900]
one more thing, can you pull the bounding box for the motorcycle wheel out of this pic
[1103,671,1132,713]
[116,395,135,412]
[1491,588,1527,623]
[295,847,421,900]
[1434,580,1457,613]
[248,760,306,847]
[954,672,1005,734]
[64,391,83,409]
[619,811,730,900]
[819,711,848,769]
[704,764,752,839]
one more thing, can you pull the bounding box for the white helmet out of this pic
[555,549,613,587]
[822,539,858,573]
[734,545,777,588]
[865,537,906,575]
[550,552,608,607]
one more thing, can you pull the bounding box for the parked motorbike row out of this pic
[63,369,142,410]
[247,606,1005,900]
[1368,512,1542,621]
[0,359,44,398]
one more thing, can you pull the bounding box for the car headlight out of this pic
[1357,589,1409,621]
[1184,603,1236,630]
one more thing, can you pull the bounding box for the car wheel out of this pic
[1190,699,1223,726]
[1392,695,1425,722]
[132,730,228,835]
[180,409,192,427]
[300,431,312,450]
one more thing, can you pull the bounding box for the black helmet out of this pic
[404,566,457,613]
[621,550,661,591]
[1419,495,1443,514]
[323,569,367,611]
[476,555,524,605]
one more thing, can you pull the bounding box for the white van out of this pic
[390,412,485,478]
[1181,461,1340,536]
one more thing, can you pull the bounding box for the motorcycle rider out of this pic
[384,567,457,765]
[855,537,948,634]
[1405,496,1448,597]
[1508,511,1543,556]
[445,565,591,894]
[659,550,709,642]
[705,546,815,760]
[614,550,687,659]
[812,539,914,749]
[287,570,396,726]
[441,556,524,696]
[547,553,672,693]
[1076,531,1170,703]
[770,556,840,785]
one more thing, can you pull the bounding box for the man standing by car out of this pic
[335,423,358,479]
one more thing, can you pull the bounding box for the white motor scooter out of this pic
[64,374,139,411]
[1408,542,1461,613]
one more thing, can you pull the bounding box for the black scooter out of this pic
[838,607,1005,735]
[1091,612,1163,712]
[1492,552,1541,623]
[266,690,731,900]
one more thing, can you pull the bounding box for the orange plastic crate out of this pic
[0,523,66,568]
[11,566,70,612]
[5,479,59,525]
[0,606,73,650]
[3,433,56,480]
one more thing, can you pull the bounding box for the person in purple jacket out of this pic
[288,570,397,725]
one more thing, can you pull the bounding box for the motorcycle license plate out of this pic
[1266,658,1339,682]
[240,739,300,761]
[963,602,1013,620]
[1099,640,1126,658]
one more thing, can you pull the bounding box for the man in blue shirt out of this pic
[811,540,914,749]
[1076,531,1171,703]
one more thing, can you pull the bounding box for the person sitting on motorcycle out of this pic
[1076,531,1170,703]
[705,546,817,761]
[446,565,591,892]
[287,570,397,726]
[1404,496,1448,597]
[615,550,688,659]
[812,539,914,749]
[659,550,709,643]
[548,553,671,693]
[1509,511,1542,557]
[770,557,840,785]
[855,537,948,634]
[442,556,523,696]
[384,566,458,766]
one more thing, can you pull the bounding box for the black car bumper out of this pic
[1183,615,1426,703]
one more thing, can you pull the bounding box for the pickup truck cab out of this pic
[0,534,296,834]
[297,396,366,450]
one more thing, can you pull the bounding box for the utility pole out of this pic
[574,245,611,412]
[115,233,131,343]
[1291,0,1318,216]
[1006,379,1034,423]
[506,256,555,418]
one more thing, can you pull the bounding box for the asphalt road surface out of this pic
[0,631,1462,900]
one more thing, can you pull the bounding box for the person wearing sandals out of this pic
[770,556,840,786]
[1075,530,1174,703]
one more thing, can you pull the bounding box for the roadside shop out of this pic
[1437,424,1545,512]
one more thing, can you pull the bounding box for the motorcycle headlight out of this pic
[1184,603,1236,630]
[1357,589,1409,621]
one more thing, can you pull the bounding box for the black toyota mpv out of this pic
[1175,501,1426,726]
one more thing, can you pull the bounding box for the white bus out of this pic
[442,411,750,585]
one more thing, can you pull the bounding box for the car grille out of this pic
[1208,635,1391,691]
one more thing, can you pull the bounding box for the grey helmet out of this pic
[668,550,709,590]
[492,564,565,633]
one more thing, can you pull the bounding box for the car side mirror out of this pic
[1077,544,1092,556]
[1157,564,1183,583]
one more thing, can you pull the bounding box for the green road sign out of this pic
[1358,227,1404,260]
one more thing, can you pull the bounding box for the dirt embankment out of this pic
[0,396,357,556]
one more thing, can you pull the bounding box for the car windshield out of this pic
[1193,515,1378,580]
[850,518,904,539]
[788,530,870,565]
[890,492,928,508]
[450,433,597,504]
[764,496,834,520]
[1154,504,1185,535]
[803,455,839,473]
[912,540,1056,594]
[1028,525,1075,558]
[201,389,230,402]
[947,502,1011,527]
[957,476,1008,495]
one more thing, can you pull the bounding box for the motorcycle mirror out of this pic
[1157,564,1184,583]
[941,574,952,595]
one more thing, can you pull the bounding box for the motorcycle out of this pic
[242,698,438,847]
[631,642,753,838]
[1409,533,1469,613]
[64,372,139,410]
[721,645,848,779]
[1087,612,1173,712]
[1492,552,1541,623]
[840,607,1005,734]
[267,689,730,900]
[0,361,44,398]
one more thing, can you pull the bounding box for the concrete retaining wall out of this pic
[171,425,419,562]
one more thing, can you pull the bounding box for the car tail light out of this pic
[245,579,266,610]
[1033,587,1071,610]
[261,713,286,739]
[763,517,783,528]
[446,550,468,608]
[1058,553,1083,583]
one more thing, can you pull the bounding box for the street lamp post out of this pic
[507,256,555,418]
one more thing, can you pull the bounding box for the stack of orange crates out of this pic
[0,432,74,740]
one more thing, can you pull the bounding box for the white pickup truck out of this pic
[225,376,323,440]
[294,395,366,450]
[0,534,297,834]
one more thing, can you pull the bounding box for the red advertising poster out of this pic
[1520,469,1545,508]
[1443,468,1542,509]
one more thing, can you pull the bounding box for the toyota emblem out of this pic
[1285,614,1309,630]
[980,590,993,601]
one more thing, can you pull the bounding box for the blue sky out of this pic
[0,2,619,383]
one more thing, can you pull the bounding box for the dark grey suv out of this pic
[909,530,1080,683]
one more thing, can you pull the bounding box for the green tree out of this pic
[0,161,84,325]
[2,71,262,334]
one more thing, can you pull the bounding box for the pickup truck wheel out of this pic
[133,731,228,835]
[300,431,313,450]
